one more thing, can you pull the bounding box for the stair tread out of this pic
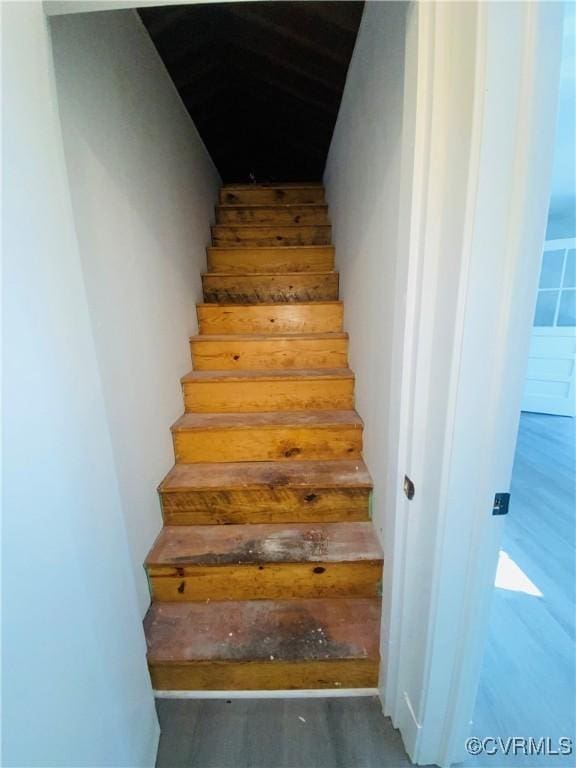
[213,224,331,230]
[208,245,333,252]
[146,522,382,566]
[144,598,380,663]
[217,204,328,210]
[190,332,348,342]
[181,367,354,383]
[159,459,372,493]
[171,409,363,432]
[222,183,324,190]
[198,301,342,308]
[202,271,337,277]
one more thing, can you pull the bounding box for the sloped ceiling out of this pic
[139,2,364,182]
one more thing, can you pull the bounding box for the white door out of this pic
[382,3,565,766]
[522,239,576,416]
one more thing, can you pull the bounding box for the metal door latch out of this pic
[404,475,415,500]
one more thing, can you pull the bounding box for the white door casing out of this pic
[381,2,563,766]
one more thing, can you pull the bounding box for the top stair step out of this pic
[220,185,325,206]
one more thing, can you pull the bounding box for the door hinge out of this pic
[492,492,510,516]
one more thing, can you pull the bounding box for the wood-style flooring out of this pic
[155,697,416,768]
[466,413,576,767]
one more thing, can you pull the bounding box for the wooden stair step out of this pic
[197,301,343,335]
[220,185,325,206]
[212,224,331,248]
[170,409,363,463]
[181,368,354,412]
[190,332,349,371]
[202,271,339,303]
[145,522,383,601]
[207,246,335,273]
[144,598,380,690]
[159,459,372,525]
[216,204,329,226]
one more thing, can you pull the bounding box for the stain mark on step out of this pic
[215,611,353,662]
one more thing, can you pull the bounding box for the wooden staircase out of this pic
[144,183,383,692]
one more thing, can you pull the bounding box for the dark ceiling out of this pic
[139,2,364,183]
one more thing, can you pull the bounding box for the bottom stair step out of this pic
[145,598,381,690]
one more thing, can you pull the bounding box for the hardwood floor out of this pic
[466,413,576,767]
[155,697,418,768]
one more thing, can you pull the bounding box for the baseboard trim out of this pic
[154,687,379,699]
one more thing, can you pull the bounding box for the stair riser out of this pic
[217,207,329,226]
[182,379,354,413]
[147,562,382,601]
[190,337,349,370]
[207,247,334,273]
[197,304,343,335]
[172,425,363,463]
[220,188,325,206]
[212,225,331,247]
[202,273,339,303]
[160,487,371,525]
[149,659,378,691]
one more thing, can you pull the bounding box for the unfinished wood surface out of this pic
[171,410,363,463]
[190,332,349,371]
[181,368,354,412]
[202,272,339,303]
[149,659,379,691]
[146,598,379,659]
[207,246,335,273]
[145,598,380,689]
[161,489,370,526]
[219,186,325,206]
[143,183,382,691]
[197,302,343,335]
[148,522,382,565]
[212,224,331,247]
[147,522,383,601]
[160,459,372,492]
[159,459,372,525]
[216,205,329,226]
[148,562,382,601]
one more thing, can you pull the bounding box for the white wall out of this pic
[324,1,408,538]
[50,9,220,615]
[2,3,159,765]
[323,0,410,698]
[547,1,575,239]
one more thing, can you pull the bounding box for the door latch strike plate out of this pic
[493,492,510,516]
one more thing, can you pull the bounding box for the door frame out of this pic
[381,2,564,766]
